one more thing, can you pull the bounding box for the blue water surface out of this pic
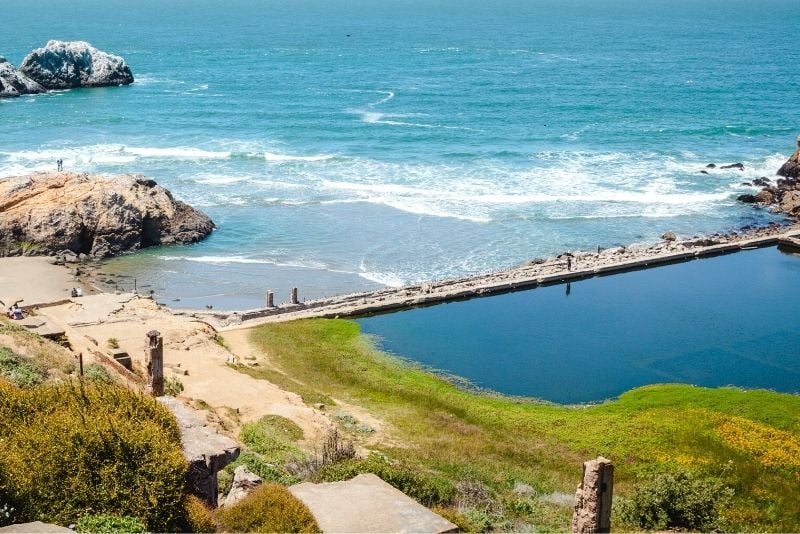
[1,0,799,306]
[358,247,800,403]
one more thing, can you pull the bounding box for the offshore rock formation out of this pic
[0,41,133,97]
[20,40,134,89]
[0,55,44,97]
[0,172,214,258]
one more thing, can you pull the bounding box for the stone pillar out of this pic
[145,330,164,397]
[290,287,299,305]
[572,456,614,533]
[266,290,274,308]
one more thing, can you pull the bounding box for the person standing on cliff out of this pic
[56,158,63,172]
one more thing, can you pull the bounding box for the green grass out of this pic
[240,319,800,531]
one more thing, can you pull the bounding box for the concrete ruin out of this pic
[145,330,164,396]
[289,473,457,533]
[572,456,614,533]
[157,397,240,507]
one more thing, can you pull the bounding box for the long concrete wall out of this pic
[182,225,798,331]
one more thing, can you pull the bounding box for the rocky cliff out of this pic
[0,173,214,258]
[20,40,133,89]
[777,135,800,180]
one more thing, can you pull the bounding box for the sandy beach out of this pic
[0,256,94,308]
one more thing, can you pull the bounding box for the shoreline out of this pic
[9,220,798,327]
[170,221,799,330]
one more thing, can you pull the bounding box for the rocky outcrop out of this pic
[778,136,800,179]
[0,56,44,97]
[735,136,800,218]
[223,465,263,507]
[19,40,133,89]
[0,172,214,258]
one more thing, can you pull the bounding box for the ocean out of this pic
[2,0,798,309]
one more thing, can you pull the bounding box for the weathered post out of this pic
[290,287,299,305]
[572,456,614,533]
[145,330,164,397]
[266,290,274,308]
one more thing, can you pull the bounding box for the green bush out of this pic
[616,469,734,531]
[75,513,147,533]
[0,347,46,387]
[239,415,305,463]
[182,495,217,533]
[165,375,184,397]
[0,380,188,531]
[83,363,113,384]
[217,484,319,533]
[312,455,455,506]
[229,451,301,486]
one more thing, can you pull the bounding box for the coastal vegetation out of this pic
[238,318,800,532]
[216,484,319,533]
[0,380,188,531]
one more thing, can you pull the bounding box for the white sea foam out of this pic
[125,147,231,159]
[156,254,344,273]
[193,173,252,185]
[357,270,406,287]
[264,152,335,162]
[368,91,395,107]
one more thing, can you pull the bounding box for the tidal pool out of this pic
[357,247,800,404]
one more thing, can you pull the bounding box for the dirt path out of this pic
[37,294,333,443]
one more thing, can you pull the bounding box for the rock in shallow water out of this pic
[19,40,133,89]
[0,172,214,258]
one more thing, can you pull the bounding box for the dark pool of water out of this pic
[357,247,800,404]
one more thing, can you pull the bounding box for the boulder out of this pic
[0,172,214,258]
[737,194,757,204]
[777,136,800,179]
[661,231,677,242]
[752,177,771,187]
[754,190,774,204]
[720,162,744,170]
[0,55,45,97]
[779,190,800,215]
[19,40,133,90]
[222,465,263,507]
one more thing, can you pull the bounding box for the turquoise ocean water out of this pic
[2,0,799,309]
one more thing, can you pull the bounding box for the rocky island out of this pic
[0,40,133,98]
[0,172,214,258]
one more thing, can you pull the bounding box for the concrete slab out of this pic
[290,473,457,534]
[0,522,72,533]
